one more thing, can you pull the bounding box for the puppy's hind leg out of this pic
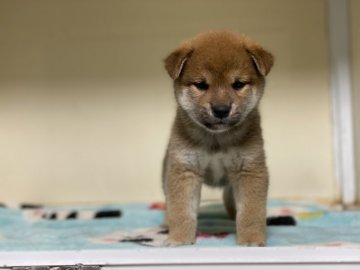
[160,213,169,229]
[223,184,236,220]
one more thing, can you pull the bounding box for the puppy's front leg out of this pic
[231,158,268,246]
[164,169,202,246]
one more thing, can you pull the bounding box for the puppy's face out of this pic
[165,31,273,132]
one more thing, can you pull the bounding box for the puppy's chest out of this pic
[176,149,242,186]
[203,153,228,186]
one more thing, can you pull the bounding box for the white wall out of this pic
[351,0,360,202]
[0,0,336,204]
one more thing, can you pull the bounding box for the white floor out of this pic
[1,247,360,269]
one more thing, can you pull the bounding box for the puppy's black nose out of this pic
[212,105,231,119]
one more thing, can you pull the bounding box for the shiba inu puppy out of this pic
[162,31,273,246]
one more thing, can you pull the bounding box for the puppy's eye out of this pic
[193,81,209,91]
[232,80,246,90]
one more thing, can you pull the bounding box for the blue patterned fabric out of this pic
[0,200,360,251]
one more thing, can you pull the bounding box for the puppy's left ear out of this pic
[164,45,193,80]
[246,44,274,76]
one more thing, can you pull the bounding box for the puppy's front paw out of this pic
[237,231,266,247]
[163,237,195,247]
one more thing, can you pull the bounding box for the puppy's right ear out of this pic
[164,46,193,80]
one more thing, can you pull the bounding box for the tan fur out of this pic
[162,31,273,246]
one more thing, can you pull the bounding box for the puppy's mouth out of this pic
[203,119,237,132]
[195,110,242,132]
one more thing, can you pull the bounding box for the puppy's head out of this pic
[165,31,273,132]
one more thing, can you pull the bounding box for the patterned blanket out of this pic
[0,200,360,251]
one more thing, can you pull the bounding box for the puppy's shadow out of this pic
[197,203,297,235]
[198,203,236,234]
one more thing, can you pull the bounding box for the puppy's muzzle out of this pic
[211,104,231,119]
